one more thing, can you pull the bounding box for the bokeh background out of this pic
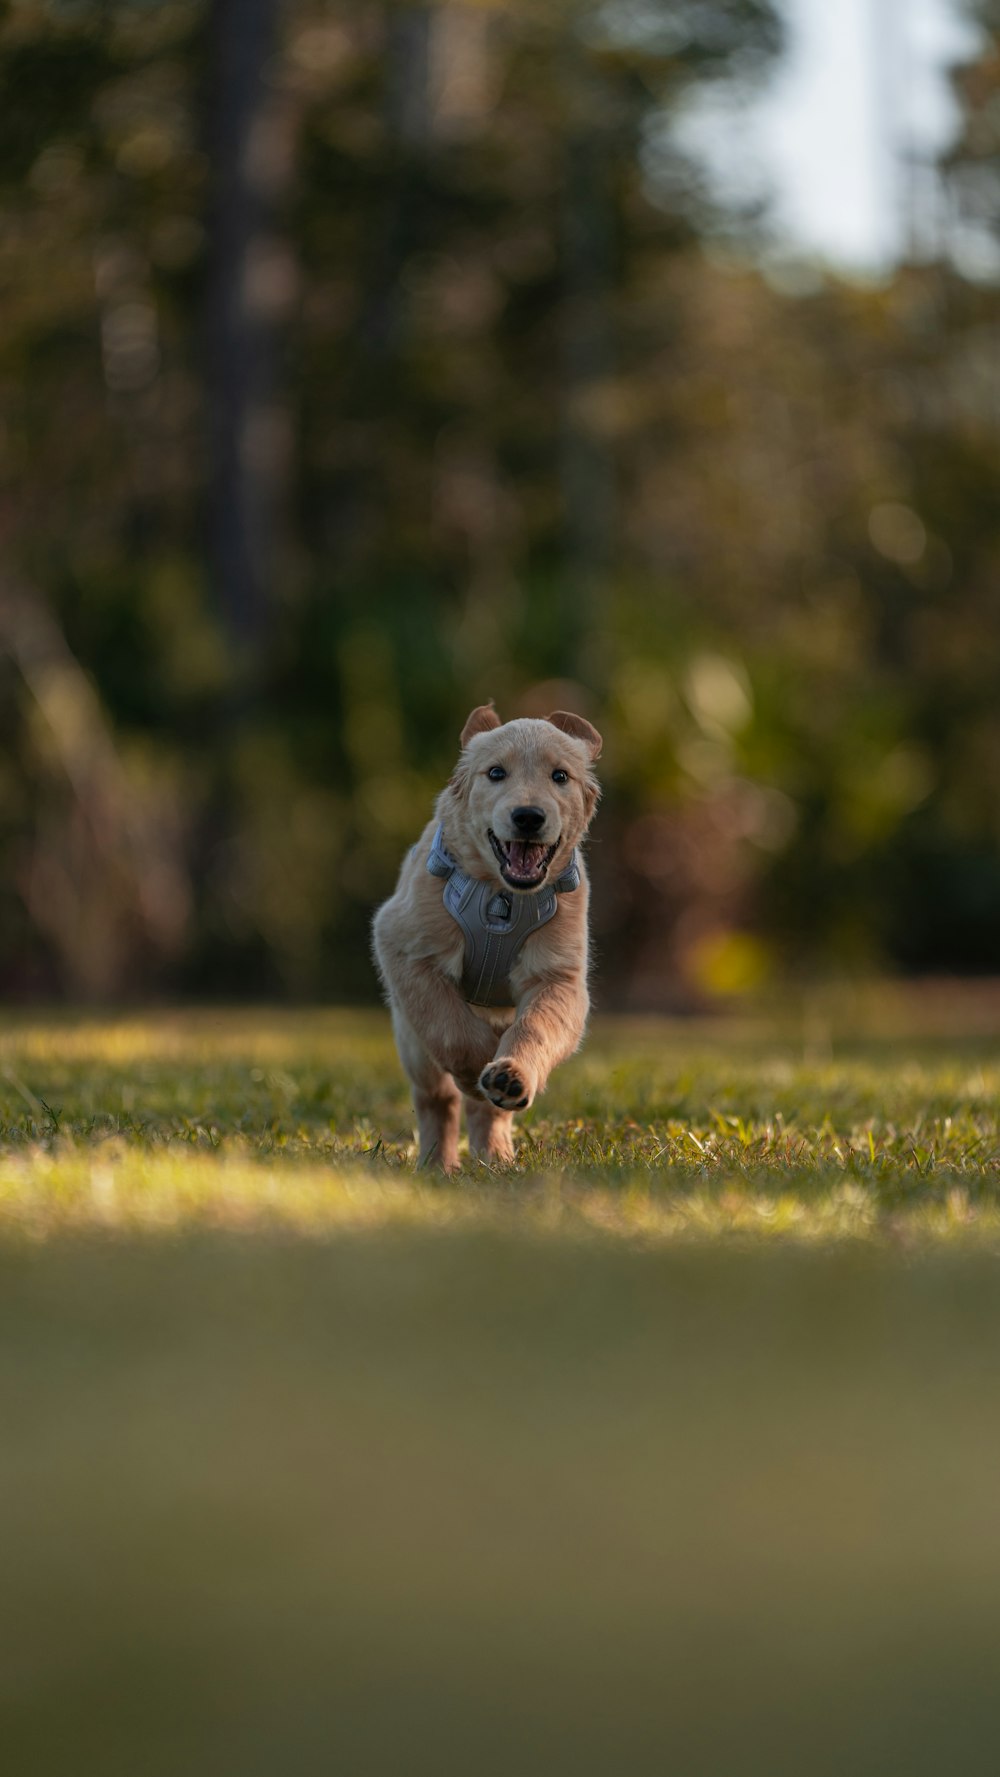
[2,0,998,1008]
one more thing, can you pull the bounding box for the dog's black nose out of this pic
[511,805,546,834]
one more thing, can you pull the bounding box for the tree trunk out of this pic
[205,0,293,671]
[560,46,616,687]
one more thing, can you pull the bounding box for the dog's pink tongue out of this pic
[507,840,545,877]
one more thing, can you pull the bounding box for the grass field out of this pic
[3,992,1000,1244]
[3,996,1000,1774]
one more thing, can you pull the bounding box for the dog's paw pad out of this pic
[479,1065,532,1111]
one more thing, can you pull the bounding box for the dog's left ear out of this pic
[461,702,502,747]
[548,710,603,761]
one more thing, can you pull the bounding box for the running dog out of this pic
[372,703,602,1169]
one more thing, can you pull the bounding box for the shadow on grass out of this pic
[3,1229,1000,1776]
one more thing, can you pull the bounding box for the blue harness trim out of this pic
[427,824,580,1007]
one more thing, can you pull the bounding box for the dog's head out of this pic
[440,703,602,892]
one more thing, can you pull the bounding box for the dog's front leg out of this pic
[465,1098,516,1165]
[375,919,498,1096]
[478,974,588,1112]
[390,1006,464,1170]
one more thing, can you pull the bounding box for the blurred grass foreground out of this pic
[5,998,1000,1774]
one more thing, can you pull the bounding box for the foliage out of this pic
[0,1,998,1002]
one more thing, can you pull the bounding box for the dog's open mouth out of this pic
[488,830,559,889]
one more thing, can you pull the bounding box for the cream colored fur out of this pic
[372,705,602,1170]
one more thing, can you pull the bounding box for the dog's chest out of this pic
[426,824,576,1008]
[442,872,558,1007]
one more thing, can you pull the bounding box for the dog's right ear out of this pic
[460,702,501,747]
[548,710,603,761]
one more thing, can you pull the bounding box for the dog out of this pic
[372,703,602,1169]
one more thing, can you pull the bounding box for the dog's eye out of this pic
[487,766,507,782]
[552,769,569,785]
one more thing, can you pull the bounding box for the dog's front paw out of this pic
[479,1060,535,1112]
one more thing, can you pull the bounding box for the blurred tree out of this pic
[4,0,1000,1005]
[0,0,205,995]
[205,0,296,668]
[944,4,1000,278]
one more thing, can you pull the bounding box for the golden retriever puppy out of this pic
[372,703,602,1170]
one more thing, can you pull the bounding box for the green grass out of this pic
[2,998,1000,1245]
[4,998,1000,1775]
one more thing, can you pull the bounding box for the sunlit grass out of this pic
[2,1002,999,1245]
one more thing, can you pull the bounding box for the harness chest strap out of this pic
[426,824,580,1008]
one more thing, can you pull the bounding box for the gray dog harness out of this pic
[426,824,580,1007]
